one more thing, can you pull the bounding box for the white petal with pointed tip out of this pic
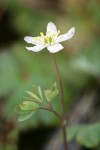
[46,22,57,36]
[47,44,64,53]
[26,45,46,52]
[24,36,43,45]
[56,27,75,43]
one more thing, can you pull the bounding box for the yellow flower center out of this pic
[40,30,60,45]
[40,32,45,38]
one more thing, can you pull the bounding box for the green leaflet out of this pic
[44,82,59,102]
[18,110,36,122]
[19,101,39,111]
[67,125,83,142]
[26,85,43,103]
[14,101,39,121]
[67,122,100,148]
[14,106,32,114]
[77,123,100,147]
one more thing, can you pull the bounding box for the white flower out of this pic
[24,22,75,53]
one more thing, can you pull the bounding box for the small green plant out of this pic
[14,82,60,122]
[14,22,75,150]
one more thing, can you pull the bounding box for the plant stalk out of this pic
[50,53,68,150]
[39,107,62,121]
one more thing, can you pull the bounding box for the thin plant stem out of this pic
[39,107,62,121]
[50,53,65,116]
[50,53,68,150]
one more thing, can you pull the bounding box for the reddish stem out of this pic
[50,53,68,150]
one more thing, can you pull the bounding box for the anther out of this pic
[58,30,60,34]
[46,37,49,42]
[40,32,44,38]
[34,37,37,41]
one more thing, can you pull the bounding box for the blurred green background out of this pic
[0,0,100,149]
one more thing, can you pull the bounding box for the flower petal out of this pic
[56,27,75,43]
[24,36,44,45]
[47,44,64,53]
[26,45,46,52]
[46,22,57,36]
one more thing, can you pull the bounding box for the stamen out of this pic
[44,37,49,44]
[58,30,60,34]
[37,38,41,42]
[52,34,56,38]
[34,37,37,41]
[40,32,44,38]
[51,39,54,43]
[49,37,52,44]
[46,37,49,42]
